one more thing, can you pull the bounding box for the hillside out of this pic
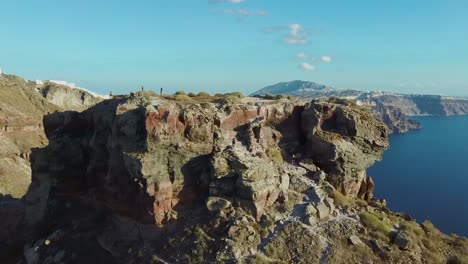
[1,93,466,263]
[0,74,102,198]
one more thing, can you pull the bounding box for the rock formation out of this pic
[1,90,467,263]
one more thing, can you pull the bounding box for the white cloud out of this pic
[263,24,308,45]
[210,0,245,4]
[284,24,307,45]
[297,52,308,59]
[321,56,332,62]
[219,8,268,18]
[299,62,315,71]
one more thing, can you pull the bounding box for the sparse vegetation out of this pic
[216,92,245,104]
[265,147,283,165]
[262,93,292,100]
[138,90,158,100]
[359,211,393,242]
[332,190,352,207]
[174,94,192,102]
[197,91,211,97]
[175,90,186,95]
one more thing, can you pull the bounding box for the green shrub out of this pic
[175,90,186,95]
[175,94,192,102]
[197,91,211,97]
[216,95,241,104]
[265,147,283,165]
[332,190,352,207]
[263,93,283,100]
[188,92,196,97]
[226,91,244,98]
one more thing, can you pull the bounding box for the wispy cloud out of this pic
[217,8,268,18]
[321,56,332,62]
[209,0,246,4]
[299,62,315,71]
[263,23,308,45]
[284,24,307,45]
[297,52,332,63]
[296,52,308,60]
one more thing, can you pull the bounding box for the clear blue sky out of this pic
[1,0,468,96]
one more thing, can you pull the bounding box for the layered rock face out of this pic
[30,95,387,228]
[0,75,59,197]
[300,99,388,197]
[0,75,102,198]
[3,92,468,264]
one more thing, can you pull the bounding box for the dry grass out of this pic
[359,211,393,242]
[332,190,352,207]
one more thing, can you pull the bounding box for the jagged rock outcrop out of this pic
[29,94,387,228]
[300,99,388,197]
[2,92,467,264]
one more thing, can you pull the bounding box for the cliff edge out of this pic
[1,92,466,263]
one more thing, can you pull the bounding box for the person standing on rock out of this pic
[160,87,163,95]
[141,86,144,91]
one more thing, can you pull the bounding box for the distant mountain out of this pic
[251,80,362,98]
[253,80,468,133]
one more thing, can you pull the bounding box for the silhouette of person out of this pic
[160,87,163,95]
[109,91,113,97]
[141,86,144,91]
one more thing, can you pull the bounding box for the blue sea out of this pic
[368,115,468,236]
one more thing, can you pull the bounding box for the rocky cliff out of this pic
[2,92,466,263]
[0,74,102,198]
[0,75,59,198]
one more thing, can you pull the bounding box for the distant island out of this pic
[252,80,468,133]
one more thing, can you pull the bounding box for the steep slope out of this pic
[0,74,102,198]
[0,74,59,197]
[2,93,466,263]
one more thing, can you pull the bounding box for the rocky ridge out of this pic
[1,92,466,263]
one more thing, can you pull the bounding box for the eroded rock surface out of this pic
[30,95,387,227]
[2,92,467,264]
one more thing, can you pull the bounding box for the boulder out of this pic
[393,231,411,250]
[298,159,318,172]
[206,197,232,212]
[348,235,365,246]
